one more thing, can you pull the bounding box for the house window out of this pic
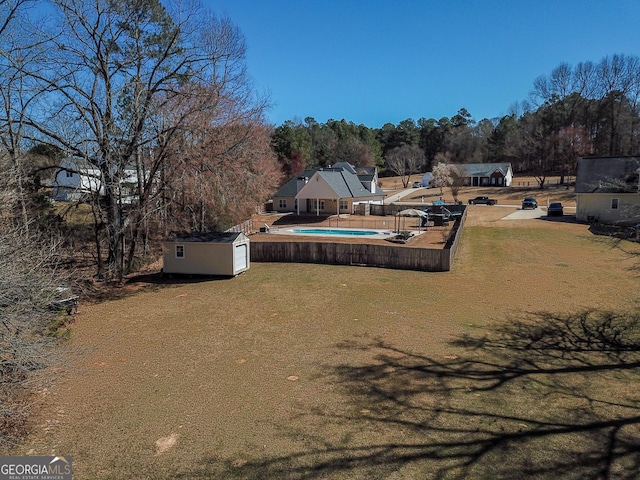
[278,199,287,209]
[311,200,325,210]
[611,198,619,210]
[339,200,348,211]
[175,245,184,258]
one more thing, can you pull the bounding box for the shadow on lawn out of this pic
[179,308,640,480]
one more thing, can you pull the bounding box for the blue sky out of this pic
[204,0,640,128]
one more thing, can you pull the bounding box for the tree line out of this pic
[272,53,640,187]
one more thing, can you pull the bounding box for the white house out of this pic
[272,162,385,215]
[452,163,513,187]
[52,158,140,203]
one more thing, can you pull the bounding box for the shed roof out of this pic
[575,157,640,194]
[165,231,248,243]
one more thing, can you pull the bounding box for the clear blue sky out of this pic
[204,0,640,128]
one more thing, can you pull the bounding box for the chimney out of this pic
[296,176,308,192]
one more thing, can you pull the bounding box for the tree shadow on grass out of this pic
[177,308,640,480]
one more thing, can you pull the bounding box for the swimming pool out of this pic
[293,228,379,236]
[267,227,416,239]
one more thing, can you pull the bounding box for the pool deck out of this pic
[250,213,450,248]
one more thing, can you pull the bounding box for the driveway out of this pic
[503,207,544,220]
[502,205,576,220]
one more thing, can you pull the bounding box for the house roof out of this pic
[453,163,512,177]
[273,165,384,199]
[306,169,381,199]
[332,162,376,178]
[165,231,248,243]
[575,157,640,194]
[273,169,318,197]
[331,161,357,174]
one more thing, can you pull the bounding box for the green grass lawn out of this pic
[18,221,640,479]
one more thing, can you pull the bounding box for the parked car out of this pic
[521,197,538,209]
[547,202,564,216]
[468,196,497,205]
[412,181,422,188]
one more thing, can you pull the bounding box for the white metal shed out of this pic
[163,232,250,277]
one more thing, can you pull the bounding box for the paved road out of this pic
[385,190,577,221]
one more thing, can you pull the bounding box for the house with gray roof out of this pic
[452,163,513,187]
[272,163,385,215]
[575,156,640,225]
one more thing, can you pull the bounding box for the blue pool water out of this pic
[293,228,379,236]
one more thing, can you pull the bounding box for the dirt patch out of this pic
[155,433,179,455]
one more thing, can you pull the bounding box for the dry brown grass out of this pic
[13,179,640,479]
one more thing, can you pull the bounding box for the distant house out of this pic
[52,158,102,201]
[51,158,140,203]
[272,162,385,215]
[163,231,250,277]
[452,163,513,187]
[575,156,640,225]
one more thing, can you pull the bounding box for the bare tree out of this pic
[6,0,272,281]
[159,104,281,233]
[449,165,468,203]
[384,144,424,188]
[0,212,67,448]
[0,0,47,229]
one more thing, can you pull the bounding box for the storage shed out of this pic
[163,232,250,277]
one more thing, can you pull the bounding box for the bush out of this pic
[0,225,67,449]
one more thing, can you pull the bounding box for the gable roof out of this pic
[453,163,512,177]
[575,157,640,194]
[273,169,317,197]
[273,165,384,199]
[304,169,380,199]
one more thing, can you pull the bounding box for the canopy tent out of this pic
[395,208,429,232]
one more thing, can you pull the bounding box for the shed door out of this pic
[234,243,248,271]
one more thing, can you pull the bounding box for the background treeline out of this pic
[272,53,640,184]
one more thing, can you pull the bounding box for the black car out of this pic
[547,202,563,216]
[468,196,497,205]
[521,197,538,209]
